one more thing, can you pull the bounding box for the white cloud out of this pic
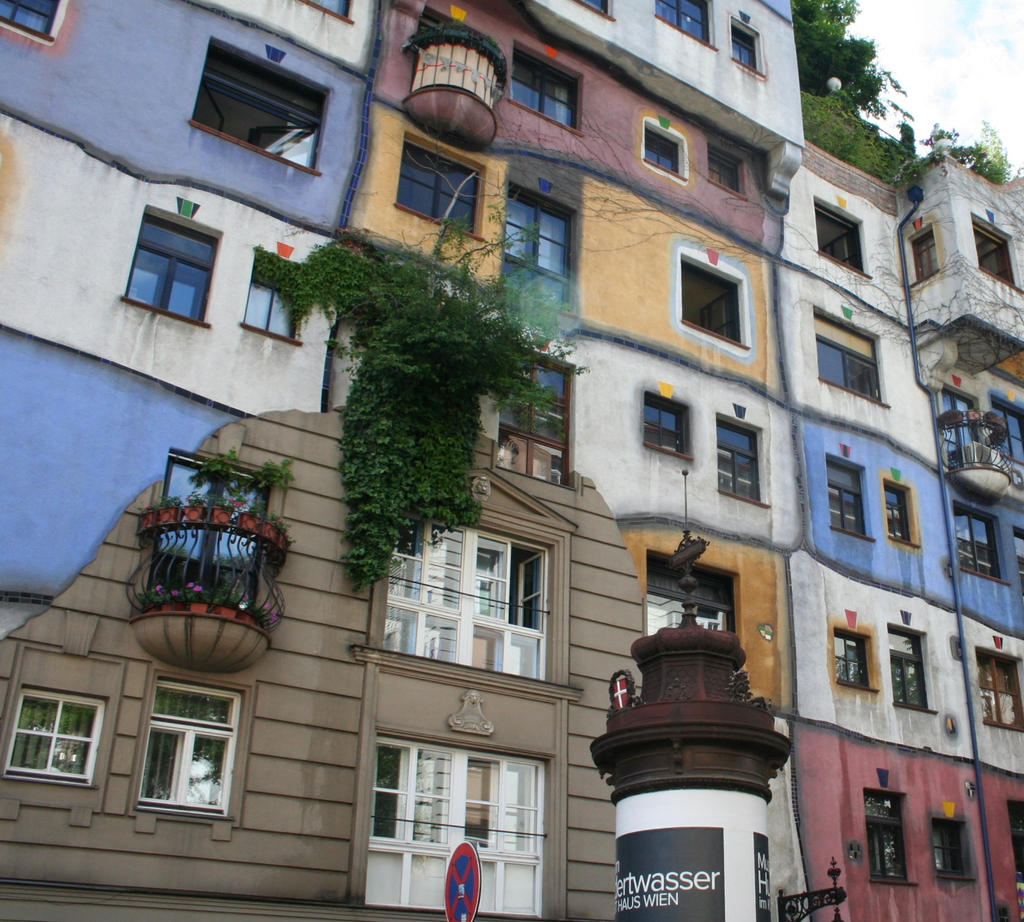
[853,0,1024,169]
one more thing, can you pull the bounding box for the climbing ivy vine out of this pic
[253,230,565,590]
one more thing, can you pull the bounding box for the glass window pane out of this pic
[384,607,417,655]
[10,733,51,771]
[51,738,90,774]
[503,862,537,912]
[154,687,232,725]
[58,702,97,737]
[473,629,502,671]
[141,730,180,801]
[18,697,57,732]
[423,615,457,660]
[408,854,445,906]
[128,250,169,305]
[508,634,539,678]
[365,852,403,905]
[167,262,208,318]
[187,735,226,806]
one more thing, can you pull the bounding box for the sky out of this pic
[851,0,1024,172]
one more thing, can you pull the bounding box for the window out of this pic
[865,791,906,879]
[954,506,999,577]
[126,215,216,320]
[308,0,350,14]
[717,421,759,500]
[643,393,689,455]
[244,281,294,338]
[369,742,542,914]
[397,143,478,230]
[504,191,572,305]
[510,51,577,127]
[815,203,863,271]
[884,483,911,541]
[911,228,938,281]
[827,459,865,535]
[708,148,741,192]
[941,389,975,462]
[646,560,734,632]
[0,0,56,32]
[644,127,679,173]
[974,220,1014,284]
[192,45,324,168]
[815,315,880,400]
[731,24,757,68]
[578,0,607,9]
[990,402,1024,462]
[835,631,868,686]
[386,523,547,678]
[498,364,570,483]
[977,652,1023,729]
[889,629,926,707]
[139,683,239,813]
[1009,802,1024,875]
[681,261,740,342]
[656,0,708,41]
[932,819,966,875]
[5,691,102,783]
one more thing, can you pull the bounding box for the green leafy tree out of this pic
[792,0,903,118]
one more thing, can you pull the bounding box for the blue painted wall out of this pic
[0,0,364,228]
[802,421,944,598]
[0,331,233,595]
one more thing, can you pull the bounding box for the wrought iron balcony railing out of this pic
[937,410,1013,500]
[126,508,286,671]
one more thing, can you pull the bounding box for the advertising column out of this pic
[591,534,789,922]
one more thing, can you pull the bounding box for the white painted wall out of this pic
[0,115,334,416]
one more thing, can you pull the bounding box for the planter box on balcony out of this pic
[130,604,269,672]
[403,26,506,148]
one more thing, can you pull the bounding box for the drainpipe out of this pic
[323,0,385,412]
[898,184,999,922]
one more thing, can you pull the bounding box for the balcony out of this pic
[938,410,1013,501]
[403,25,506,148]
[127,505,286,672]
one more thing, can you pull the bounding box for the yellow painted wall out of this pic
[622,525,790,708]
[578,178,775,387]
[348,105,507,275]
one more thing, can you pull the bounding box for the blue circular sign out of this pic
[444,840,482,922]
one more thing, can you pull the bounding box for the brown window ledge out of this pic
[294,0,354,23]
[830,525,875,542]
[643,442,693,461]
[239,322,302,345]
[505,99,585,137]
[121,297,211,328]
[960,568,1010,586]
[818,250,872,279]
[718,489,769,509]
[818,377,890,408]
[892,701,938,715]
[189,121,322,175]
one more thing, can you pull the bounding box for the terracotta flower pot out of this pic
[182,504,207,523]
[139,510,158,531]
[156,507,181,526]
[210,506,233,525]
[237,512,260,533]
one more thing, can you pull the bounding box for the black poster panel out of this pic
[615,827,725,921]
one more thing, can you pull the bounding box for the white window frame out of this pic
[641,117,690,185]
[674,241,753,356]
[138,682,240,814]
[5,690,103,784]
[368,741,543,915]
[386,523,548,679]
[0,0,67,41]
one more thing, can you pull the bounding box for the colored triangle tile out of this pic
[450,5,467,20]
[658,115,670,129]
[265,45,286,63]
[876,768,889,788]
[889,468,901,481]
[544,45,558,57]
[706,248,719,266]
[276,242,295,258]
[951,375,962,387]
[845,609,857,628]
[836,196,847,209]
[900,610,912,625]
[943,800,956,818]
[841,305,853,320]
[176,198,199,218]
[840,443,851,458]
[733,403,746,419]
[658,381,674,399]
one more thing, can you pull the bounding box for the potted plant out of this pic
[154,495,182,526]
[260,511,292,551]
[181,491,209,522]
[238,499,265,534]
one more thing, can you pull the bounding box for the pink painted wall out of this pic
[794,723,1023,920]
[377,0,769,246]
